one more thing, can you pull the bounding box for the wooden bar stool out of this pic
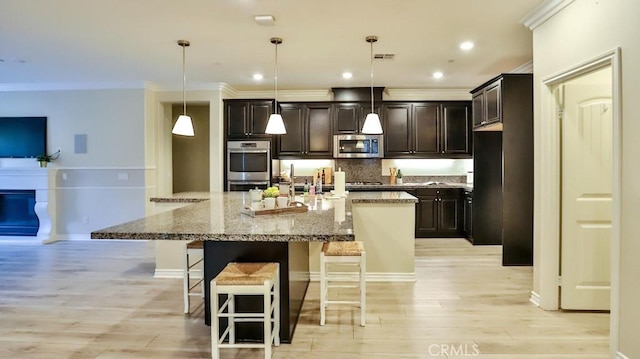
[183,240,204,313]
[210,262,280,359]
[320,241,366,326]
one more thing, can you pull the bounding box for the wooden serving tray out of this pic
[241,201,308,217]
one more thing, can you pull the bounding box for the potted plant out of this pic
[36,150,60,168]
[262,186,280,209]
[396,169,403,184]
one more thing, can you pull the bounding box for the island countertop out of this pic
[92,191,417,242]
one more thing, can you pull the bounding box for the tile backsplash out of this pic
[278,158,472,184]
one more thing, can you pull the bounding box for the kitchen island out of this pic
[91,191,417,342]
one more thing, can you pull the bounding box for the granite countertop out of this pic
[93,191,416,242]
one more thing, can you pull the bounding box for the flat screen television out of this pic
[0,117,47,158]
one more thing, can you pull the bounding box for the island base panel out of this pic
[203,241,309,344]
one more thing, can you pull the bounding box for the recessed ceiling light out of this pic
[342,72,353,79]
[460,41,474,51]
[253,73,263,80]
[433,71,444,79]
[254,15,275,26]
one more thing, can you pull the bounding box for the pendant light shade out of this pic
[172,40,194,136]
[362,35,383,134]
[265,37,286,135]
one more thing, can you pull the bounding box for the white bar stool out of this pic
[320,241,366,326]
[183,240,204,313]
[210,262,280,359]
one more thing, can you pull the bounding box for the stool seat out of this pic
[186,240,203,250]
[322,241,365,256]
[215,262,278,286]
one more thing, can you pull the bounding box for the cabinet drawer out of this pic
[416,188,460,197]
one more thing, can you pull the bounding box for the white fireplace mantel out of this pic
[0,167,57,243]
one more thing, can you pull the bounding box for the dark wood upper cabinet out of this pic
[224,100,273,138]
[384,101,472,158]
[277,102,333,158]
[472,79,502,129]
[333,102,382,134]
[413,103,440,156]
[442,102,472,155]
[383,103,412,156]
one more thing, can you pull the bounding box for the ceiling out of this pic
[0,0,543,91]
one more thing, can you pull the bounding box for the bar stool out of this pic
[183,240,204,313]
[320,241,366,326]
[210,262,280,359]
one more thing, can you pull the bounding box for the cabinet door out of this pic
[334,103,361,134]
[464,194,473,239]
[485,81,501,124]
[472,92,485,127]
[278,103,304,157]
[442,102,472,155]
[305,104,333,157]
[383,103,412,157]
[413,103,440,156]
[226,101,248,138]
[439,195,461,233]
[248,101,272,136]
[416,195,438,234]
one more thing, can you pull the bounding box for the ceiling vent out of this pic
[374,54,395,60]
[254,15,276,26]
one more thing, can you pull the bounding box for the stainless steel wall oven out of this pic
[226,140,271,191]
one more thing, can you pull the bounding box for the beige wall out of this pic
[172,104,210,192]
[531,0,639,357]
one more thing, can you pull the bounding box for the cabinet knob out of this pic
[441,150,444,154]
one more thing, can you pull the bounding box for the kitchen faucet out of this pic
[289,163,295,199]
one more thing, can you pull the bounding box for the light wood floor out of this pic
[0,238,609,358]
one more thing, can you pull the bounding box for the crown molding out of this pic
[509,60,534,73]
[384,88,472,101]
[521,0,575,30]
[0,81,150,92]
[228,89,332,102]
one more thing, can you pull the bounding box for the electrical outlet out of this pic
[82,216,89,224]
[118,172,128,181]
[62,172,67,180]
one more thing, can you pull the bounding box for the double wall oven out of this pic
[226,140,271,191]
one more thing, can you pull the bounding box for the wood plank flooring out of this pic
[0,238,609,358]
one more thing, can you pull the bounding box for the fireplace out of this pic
[0,190,39,236]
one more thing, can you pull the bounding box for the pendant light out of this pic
[172,39,194,136]
[265,37,287,134]
[361,35,383,134]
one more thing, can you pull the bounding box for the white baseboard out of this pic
[529,291,541,307]
[154,269,202,279]
[616,351,630,359]
[309,271,416,282]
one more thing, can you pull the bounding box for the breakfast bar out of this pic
[91,191,417,342]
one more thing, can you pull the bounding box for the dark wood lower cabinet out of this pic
[463,191,473,241]
[415,188,463,238]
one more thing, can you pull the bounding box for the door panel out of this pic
[383,104,412,156]
[560,66,612,310]
[226,102,248,137]
[278,104,304,155]
[442,103,471,154]
[413,103,439,155]
[306,105,332,156]
[417,195,438,233]
[249,103,271,136]
[439,197,460,232]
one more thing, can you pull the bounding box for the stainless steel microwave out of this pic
[333,134,383,158]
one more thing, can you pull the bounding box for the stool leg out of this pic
[320,252,326,326]
[228,294,235,344]
[360,251,366,327]
[183,246,189,314]
[274,266,280,346]
[263,280,272,359]
[210,281,219,359]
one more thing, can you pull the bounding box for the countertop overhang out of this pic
[93,191,417,242]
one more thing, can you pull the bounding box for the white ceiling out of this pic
[0,0,542,91]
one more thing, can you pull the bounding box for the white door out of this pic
[560,66,612,310]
